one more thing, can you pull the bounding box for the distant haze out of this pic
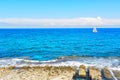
[0,0,120,28]
[0,17,120,28]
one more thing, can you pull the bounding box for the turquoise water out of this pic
[0,28,120,68]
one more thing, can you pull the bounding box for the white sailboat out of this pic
[93,26,97,33]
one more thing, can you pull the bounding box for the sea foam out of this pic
[0,57,119,71]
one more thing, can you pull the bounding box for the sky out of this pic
[0,0,120,28]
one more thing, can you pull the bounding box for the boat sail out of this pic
[93,26,97,33]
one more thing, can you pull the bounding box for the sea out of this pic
[0,28,120,70]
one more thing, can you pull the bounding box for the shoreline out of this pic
[0,57,119,71]
[0,65,120,80]
[0,57,119,79]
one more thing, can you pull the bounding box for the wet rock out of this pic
[103,67,113,80]
[113,70,120,80]
[78,65,86,78]
[89,66,101,80]
[0,66,15,79]
[1,66,76,80]
[48,66,76,80]
[2,66,49,80]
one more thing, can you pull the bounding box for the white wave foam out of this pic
[109,69,118,80]
[0,57,120,70]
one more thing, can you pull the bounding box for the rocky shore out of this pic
[113,70,120,80]
[78,65,86,78]
[0,65,119,80]
[88,66,101,80]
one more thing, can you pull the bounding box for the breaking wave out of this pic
[0,57,120,71]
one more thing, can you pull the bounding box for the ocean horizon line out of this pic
[0,27,120,29]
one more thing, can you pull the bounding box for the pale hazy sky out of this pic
[0,0,120,28]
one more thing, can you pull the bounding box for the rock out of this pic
[89,66,102,80]
[1,66,76,80]
[0,66,15,79]
[2,66,48,80]
[113,70,120,80]
[49,75,71,80]
[103,67,113,80]
[48,66,76,80]
[78,65,86,78]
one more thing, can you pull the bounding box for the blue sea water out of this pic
[0,28,120,68]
